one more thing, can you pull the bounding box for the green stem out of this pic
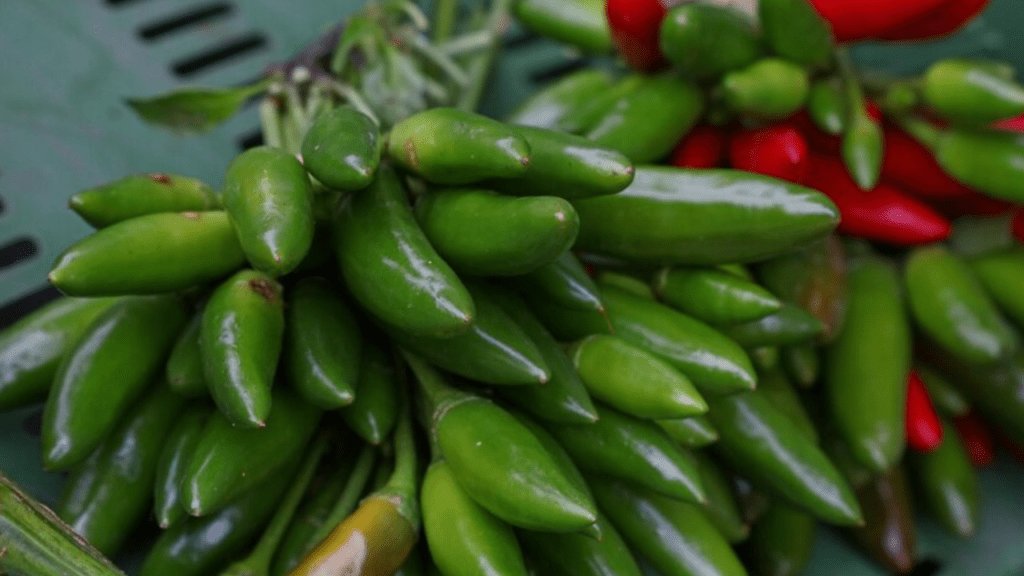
[432,0,460,42]
[283,83,310,138]
[309,445,377,547]
[440,30,494,57]
[217,435,329,576]
[326,80,380,126]
[397,27,470,87]
[457,0,513,112]
[379,384,420,526]
[258,94,284,149]
[835,48,867,121]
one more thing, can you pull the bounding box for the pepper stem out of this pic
[309,445,377,548]
[217,434,329,576]
[432,0,459,42]
[457,0,512,112]
[378,380,421,528]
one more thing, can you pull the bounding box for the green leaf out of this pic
[125,79,271,134]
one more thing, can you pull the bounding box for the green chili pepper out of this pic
[909,419,980,537]
[653,266,782,325]
[826,254,911,473]
[906,245,1018,365]
[596,271,653,300]
[387,282,550,386]
[781,345,821,389]
[837,50,884,191]
[969,247,1024,328]
[69,173,219,228]
[806,78,845,135]
[47,211,246,296]
[0,296,118,412]
[658,3,763,80]
[201,269,284,428]
[340,340,398,445]
[181,389,321,517]
[286,277,362,409]
[759,0,832,69]
[692,450,750,544]
[916,363,970,417]
[57,384,184,555]
[0,472,127,576]
[333,164,475,338]
[718,304,825,348]
[415,187,579,276]
[572,166,839,265]
[490,289,599,424]
[388,107,531,185]
[506,69,614,132]
[707,390,863,525]
[601,285,757,394]
[422,460,529,576]
[656,415,719,449]
[488,125,635,199]
[140,467,294,576]
[923,58,1024,125]
[301,106,381,191]
[405,352,596,532]
[747,503,816,576]
[153,405,212,529]
[569,334,706,419]
[514,0,611,53]
[517,513,643,576]
[584,74,705,164]
[759,369,818,444]
[517,251,605,313]
[721,58,810,120]
[524,297,613,342]
[846,467,917,573]
[590,478,747,576]
[166,309,208,398]
[545,402,706,504]
[558,77,638,136]
[41,294,186,471]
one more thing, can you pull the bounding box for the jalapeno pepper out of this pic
[165,308,208,399]
[506,69,614,131]
[301,106,381,192]
[153,405,211,529]
[69,172,219,228]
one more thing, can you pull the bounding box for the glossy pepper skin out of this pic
[654,266,782,325]
[880,0,990,39]
[286,277,362,409]
[722,59,810,120]
[517,512,642,576]
[923,58,1024,125]
[41,294,186,471]
[658,3,763,80]
[69,172,219,228]
[910,419,981,537]
[584,74,704,164]
[416,188,579,276]
[514,0,611,53]
[301,106,381,191]
[807,79,845,136]
[758,369,819,444]
[605,0,668,71]
[388,108,531,185]
[718,303,825,348]
[656,415,719,448]
[881,125,975,200]
[906,370,944,452]
[165,307,209,399]
[573,166,839,265]
[333,164,475,338]
[0,296,118,412]
[671,125,728,169]
[58,384,184,556]
[826,254,911,473]
[152,405,210,529]
[707,389,863,525]
[729,124,811,185]
[806,0,947,42]
[339,340,398,445]
[760,0,832,69]
[506,69,613,132]
[906,245,1018,365]
[601,285,757,394]
[518,251,604,313]
[846,467,917,574]
[200,269,284,428]
[222,146,314,277]
[969,247,1024,327]
[590,477,747,576]
[422,460,529,576]
[692,450,750,544]
[47,211,247,297]
[837,51,884,191]
[747,503,816,576]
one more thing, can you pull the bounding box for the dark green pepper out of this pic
[807,78,845,135]
[692,450,750,544]
[165,309,207,398]
[201,269,284,428]
[759,0,832,69]
[572,166,839,265]
[969,247,1024,328]
[517,251,605,313]
[301,106,381,191]
[222,146,314,277]
[846,467,917,574]
[333,164,475,338]
[923,58,1024,125]
[596,271,654,300]
[69,173,219,228]
[837,50,884,190]
[909,419,980,537]
[57,384,184,556]
[656,415,719,449]
[0,297,118,412]
[153,405,211,529]
[658,3,763,80]
[721,58,810,120]
[506,69,614,132]
[781,344,821,389]
[415,187,579,276]
[758,369,818,444]
[341,340,399,445]
[41,294,186,471]
[524,297,613,342]
[718,303,825,348]
[916,363,970,417]
[653,266,782,325]
[514,0,611,53]
[286,277,362,409]
[746,503,816,576]
[388,107,531,185]
[517,513,643,576]
[47,211,246,296]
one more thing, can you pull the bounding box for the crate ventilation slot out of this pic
[138,2,233,41]
[171,32,269,77]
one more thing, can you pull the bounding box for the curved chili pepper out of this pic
[605,0,668,72]
[881,124,976,200]
[671,125,728,169]
[807,153,951,245]
[729,124,810,184]
[806,0,947,42]
[879,0,990,40]
[906,370,944,453]
[953,411,996,467]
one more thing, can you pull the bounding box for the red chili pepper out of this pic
[1012,210,1024,243]
[881,124,976,200]
[993,113,1024,133]
[606,0,668,72]
[906,370,944,452]
[953,411,996,467]
[929,195,1016,219]
[728,124,810,184]
[807,153,952,245]
[807,0,947,42]
[879,0,991,41]
[671,125,728,169]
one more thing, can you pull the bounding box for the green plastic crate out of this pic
[2,0,1024,574]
